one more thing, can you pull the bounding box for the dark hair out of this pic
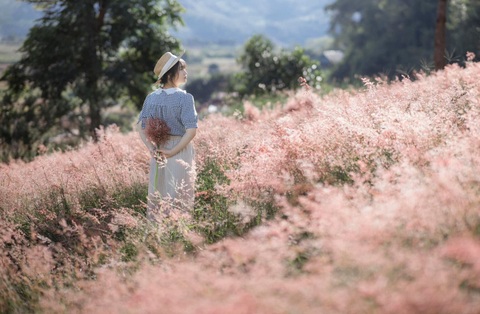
[159,61,181,86]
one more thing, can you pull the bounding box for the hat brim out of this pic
[158,51,185,80]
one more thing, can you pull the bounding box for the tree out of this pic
[233,35,322,97]
[326,0,439,80]
[326,0,480,81]
[434,0,448,70]
[447,0,480,63]
[0,0,184,161]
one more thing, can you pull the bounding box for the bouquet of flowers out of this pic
[145,117,171,162]
[144,118,171,190]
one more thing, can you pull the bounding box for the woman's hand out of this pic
[157,148,175,159]
[158,128,197,159]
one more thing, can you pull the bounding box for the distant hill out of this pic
[174,0,333,46]
[0,0,333,46]
[0,0,41,41]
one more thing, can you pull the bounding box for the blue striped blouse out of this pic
[137,88,198,136]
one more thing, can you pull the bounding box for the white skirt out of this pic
[147,136,195,216]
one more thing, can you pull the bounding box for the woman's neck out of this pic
[163,83,178,89]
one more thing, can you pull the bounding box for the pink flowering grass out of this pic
[2,60,480,313]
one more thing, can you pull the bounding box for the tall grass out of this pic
[1,59,480,313]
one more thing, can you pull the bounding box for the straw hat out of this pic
[153,51,185,80]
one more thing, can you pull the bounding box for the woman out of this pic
[137,51,198,218]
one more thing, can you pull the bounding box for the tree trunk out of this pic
[434,0,447,70]
[85,1,106,140]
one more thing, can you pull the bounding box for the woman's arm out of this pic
[158,128,196,158]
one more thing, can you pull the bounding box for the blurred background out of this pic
[0,0,479,161]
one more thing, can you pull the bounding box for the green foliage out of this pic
[326,0,438,80]
[0,0,184,161]
[193,158,240,243]
[233,34,322,97]
[102,105,138,133]
[193,159,280,244]
[326,165,355,185]
[158,223,196,256]
[186,73,232,104]
[447,0,480,64]
[0,279,41,314]
[326,0,480,81]
[112,183,148,215]
[285,231,317,276]
[287,250,311,275]
[77,182,147,215]
[120,242,138,262]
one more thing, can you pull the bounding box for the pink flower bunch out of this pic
[298,76,311,91]
[144,118,170,148]
[466,51,476,62]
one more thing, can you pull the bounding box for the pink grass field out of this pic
[1,60,480,313]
